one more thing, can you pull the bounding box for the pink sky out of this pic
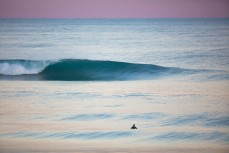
[0,0,228,18]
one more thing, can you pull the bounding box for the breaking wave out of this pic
[0,59,185,81]
[0,60,51,75]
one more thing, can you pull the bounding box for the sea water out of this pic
[0,19,229,152]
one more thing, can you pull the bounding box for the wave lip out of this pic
[0,59,182,81]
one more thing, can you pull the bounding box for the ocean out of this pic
[0,18,229,153]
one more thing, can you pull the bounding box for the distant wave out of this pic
[152,132,229,142]
[0,59,185,81]
[62,113,114,121]
[0,131,133,140]
[123,112,229,127]
[1,131,228,143]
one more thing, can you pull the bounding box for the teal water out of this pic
[0,19,228,152]
[0,59,186,80]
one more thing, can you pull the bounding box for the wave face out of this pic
[0,59,181,81]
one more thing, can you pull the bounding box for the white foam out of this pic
[0,61,49,75]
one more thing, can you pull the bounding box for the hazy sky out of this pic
[0,0,228,18]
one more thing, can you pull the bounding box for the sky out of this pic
[0,0,228,18]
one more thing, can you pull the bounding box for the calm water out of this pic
[0,19,229,152]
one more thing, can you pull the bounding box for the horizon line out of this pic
[1,17,229,19]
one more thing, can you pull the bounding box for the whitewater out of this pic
[0,18,228,153]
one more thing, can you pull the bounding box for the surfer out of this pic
[131,124,137,129]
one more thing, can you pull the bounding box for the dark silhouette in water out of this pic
[131,124,137,129]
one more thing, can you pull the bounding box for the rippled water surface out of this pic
[0,19,229,152]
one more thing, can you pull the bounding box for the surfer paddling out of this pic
[131,124,137,129]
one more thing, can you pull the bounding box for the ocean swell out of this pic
[0,59,182,81]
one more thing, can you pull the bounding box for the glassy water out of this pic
[0,19,228,152]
